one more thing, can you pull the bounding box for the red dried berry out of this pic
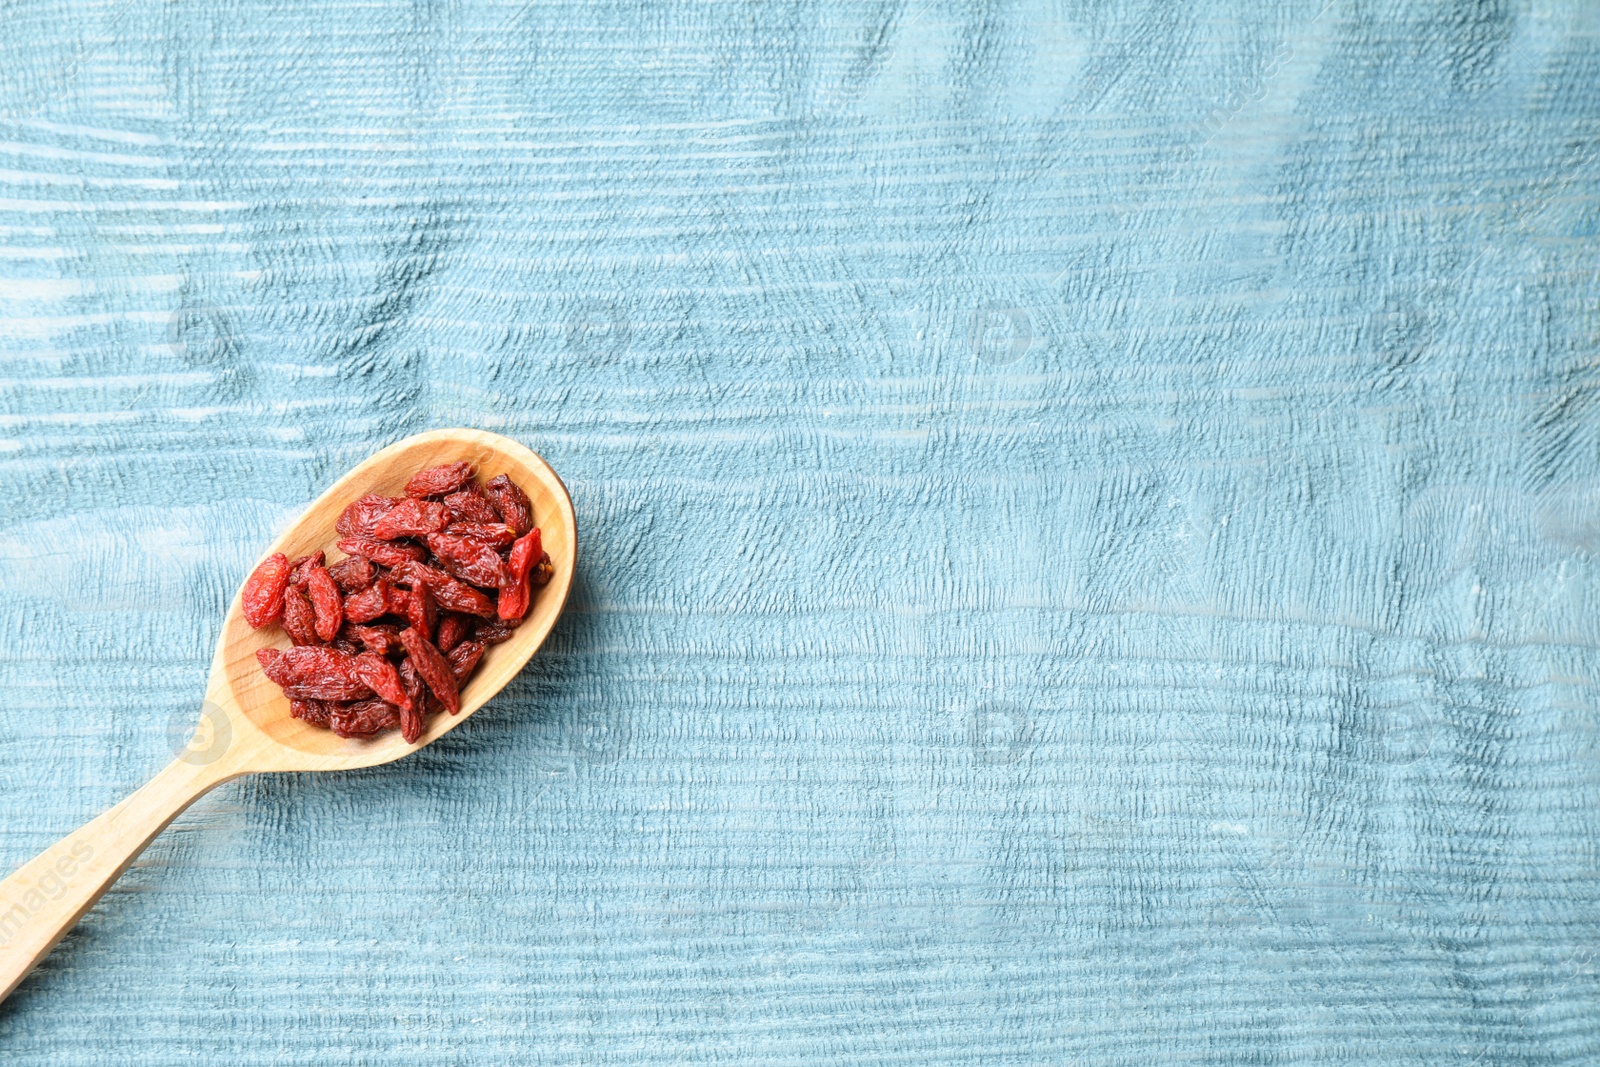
[385,585,412,617]
[387,586,413,629]
[497,528,542,621]
[289,699,333,727]
[446,639,485,684]
[348,623,403,656]
[371,498,452,540]
[336,494,398,538]
[282,585,320,646]
[343,577,392,624]
[398,702,425,744]
[280,683,363,701]
[242,552,290,628]
[258,647,372,701]
[483,474,533,536]
[398,658,436,733]
[435,613,472,653]
[336,537,427,568]
[398,658,433,715]
[397,627,460,714]
[402,582,437,641]
[496,584,524,622]
[386,560,425,590]
[443,522,517,548]
[424,533,511,590]
[474,620,519,645]
[326,554,377,593]
[443,488,501,525]
[391,561,497,617]
[287,550,326,588]
[330,699,400,738]
[352,653,412,712]
[405,461,474,498]
[533,553,554,586]
[306,565,344,642]
[435,580,495,616]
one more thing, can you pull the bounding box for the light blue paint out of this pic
[0,1,1598,1063]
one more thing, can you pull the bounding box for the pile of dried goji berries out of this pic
[240,461,553,742]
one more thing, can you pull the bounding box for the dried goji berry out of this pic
[398,700,425,744]
[443,487,501,525]
[401,582,436,641]
[343,577,392,624]
[435,613,472,653]
[336,537,427,568]
[306,565,344,642]
[443,521,517,548]
[290,698,333,727]
[446,639,485,684]
[405,461,474,498]
[474,620,519,645]
[390,561,496,617]
[371,498,452,540]
[403,659,441,735]
[352,653,411,712]
[326,554,377,593]
[330,699,400,738]
[432,579,495,616]
[497,528,542,621]
[280,683,365,701]
[336,494,398,538]
[348,623,403,656]
[384,580,411,616]
[387,560,424,587]
[399,657,435,715]
[388,585,415,629]
[258,646,372,701]
[397,627,459,714]
[496,584,524,622]
[510,529,540,576]
[287,550,325,588]
[424,532,511,589]
[483,474,533,536]
[282,585,320,646]
[242,552,290,628]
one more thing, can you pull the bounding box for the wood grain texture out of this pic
[0,0,1598,1063]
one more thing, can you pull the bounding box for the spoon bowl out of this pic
[0,429,575,1001]
[215,428,576,770]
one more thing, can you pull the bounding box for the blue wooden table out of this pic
[1,1,1597,1062]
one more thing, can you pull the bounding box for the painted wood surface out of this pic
[0,1,1597,1062]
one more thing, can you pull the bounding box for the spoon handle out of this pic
[0,755,243,1003]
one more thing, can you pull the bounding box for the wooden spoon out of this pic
[0,429,576,1003]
